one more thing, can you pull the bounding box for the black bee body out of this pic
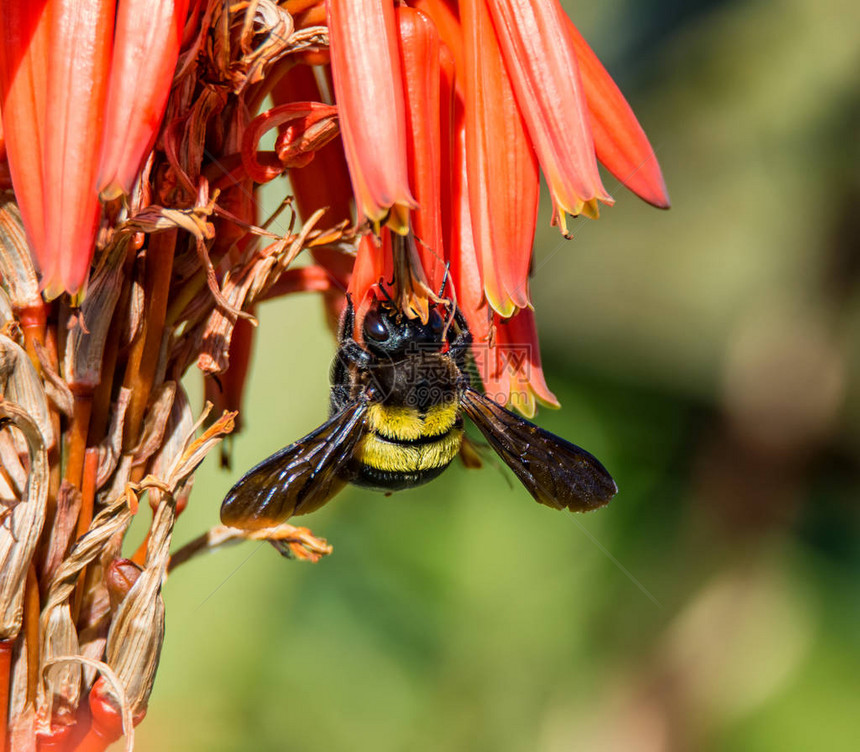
[329,303,467,491]
[220,298,618,533]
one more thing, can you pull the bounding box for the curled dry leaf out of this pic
[197,207,329,374]
[38,482,83,593]
[131,382,177,468]
[0,194,40,309]
[0,333,54,449]
[97,387,132,488]
[0,399,49,640]
[0,286,14,325]
[63,236,129,388]
[103,554,166,718]
[169,522,333,572]
[32,339,73,418]
[149,385,195,504]
[36,603,81,731]
[232,0,296,91]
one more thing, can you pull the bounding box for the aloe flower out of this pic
[98,0,191,200]
[0,1,112,297]
[0,1,667,748]
[329,0,668,407]
[326,0,416,233]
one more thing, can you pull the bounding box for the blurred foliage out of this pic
[134,0,860,749]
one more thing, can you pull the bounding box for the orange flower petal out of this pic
[347,232,387,312]
[446,103,496,385]
[98,0,190,200]
[1,0,114,296]
[485,0,613,234]
[567,19,670,209]
[492,308,558,417]
[462,0,538,317]
[326,0,416,233]
[240,102,338,183]
[0,101,6,161]
[397,5,447,292]
[43,0,114,296]
[273,65,355,229]
[410,0,465,100]
[0,2,51,275]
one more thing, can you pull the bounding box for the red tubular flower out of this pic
[44,0,114,297]
[567,19,670,209]
[447,105,494,372]
[98,0,190,200]
[272,65,355,329]
[462,0,538,317]
[486,308,558,418]
[241,102,339,183]
[397,6,447,294]
[485,0,613,234]
[273,66,355,230]
[0,0,113,297]
[0,3,50,267]
[347,232,389,317]
[326,0,416,233]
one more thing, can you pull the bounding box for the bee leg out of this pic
[448,308,473,366]
[338,293,355,340]
[336,295,372,368]
[340,339,371,367]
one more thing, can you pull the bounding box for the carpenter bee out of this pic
[220,298,617,531]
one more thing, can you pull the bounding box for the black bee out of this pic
[220,298,617,531]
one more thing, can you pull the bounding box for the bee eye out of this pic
[363,310,389,342]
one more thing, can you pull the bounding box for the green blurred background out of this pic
[136,0,860,749]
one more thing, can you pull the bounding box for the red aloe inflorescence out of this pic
[0,0,667,748]
[331,0,668,413]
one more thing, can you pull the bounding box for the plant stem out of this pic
[0,638,11,752]
[122,229,177,453]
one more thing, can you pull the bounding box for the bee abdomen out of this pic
[352,404,464,491]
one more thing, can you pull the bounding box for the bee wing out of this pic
[461,388,617,512]
[220,403,367,530]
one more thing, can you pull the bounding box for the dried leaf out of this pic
[97,387,132,488]
[32,340,73,418]
[0,333,54,449]
[104,511,168,716]
[0,286,14,326]
[197,208,326,374]
[0,195,40,309]
[170,523,332,571]
[0,400,49,640]
[131,381,177,467]
[0,430,27,500]
[157,408,236,489]
[123,270,145,350]
[63,236,129,388]
[38,482,82,592]
[37,604,81,726]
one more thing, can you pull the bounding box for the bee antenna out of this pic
[377,280,395,306]
[438,262,451,299]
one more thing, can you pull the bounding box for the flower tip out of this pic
[537,391,561,410]
[618,162,671,210]
[485,286,533,319]
[40,277,86,302]
[99,181,126,203]
[648,182,672,210]
[40,281,66,302]
[386,203,413,235]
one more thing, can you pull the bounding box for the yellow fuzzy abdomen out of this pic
[357,429,464,473]
[365,402,459,442]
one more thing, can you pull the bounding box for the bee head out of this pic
[361,302,446,358]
